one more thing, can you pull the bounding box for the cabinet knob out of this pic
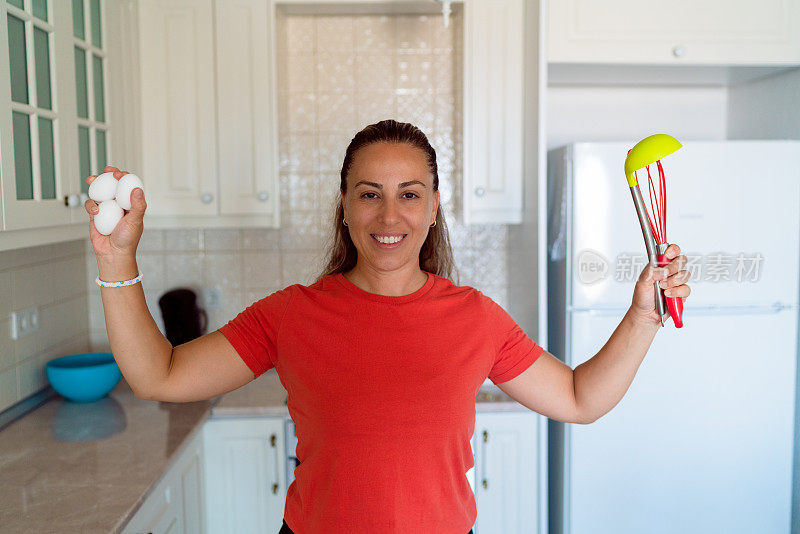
[672,45,686,58]
[474,187,485,197]
[482,430,488,443]
[201,193,214,204]
[272,483,279,494]
[257,191,269,202]
[482,478,488,490]
[270,433,276,447]
[64,194,80,207]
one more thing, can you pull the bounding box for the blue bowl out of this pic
[46,353,122,403]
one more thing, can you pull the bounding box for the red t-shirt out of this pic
[218,271,543,534]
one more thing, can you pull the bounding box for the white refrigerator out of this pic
[545,141,800,534]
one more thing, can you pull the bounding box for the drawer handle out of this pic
[672,45,686,58]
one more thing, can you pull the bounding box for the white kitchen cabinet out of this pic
[136,0,279,229]
[136,0,527,227]
[214,0,280,223]
[462,0,526,224]
[122,427,205,534]
[202,417,287,534]
[0,0,146,252]
[548,0,800,65]
[472,411,539,534]
[136,0,217,220]
[201,410,537,533]
[0,0,82,233]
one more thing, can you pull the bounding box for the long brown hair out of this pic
[316,119,457,283]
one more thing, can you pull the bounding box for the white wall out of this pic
[727,67,800,140]
[546,85,728,150]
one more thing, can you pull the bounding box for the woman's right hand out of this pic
[84,166,147,260]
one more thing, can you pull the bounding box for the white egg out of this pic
[115,173,144,210]
[94,199,124,236]
[88,172,118,202]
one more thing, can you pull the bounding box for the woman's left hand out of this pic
[629,244,691,326]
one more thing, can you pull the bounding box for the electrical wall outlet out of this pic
[10,306,39,340]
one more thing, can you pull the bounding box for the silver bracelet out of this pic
[96,272,143,288]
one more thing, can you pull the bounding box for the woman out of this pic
[85,120,690,534]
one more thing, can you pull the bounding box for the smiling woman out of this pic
[213,120,550,534]
[84,118,689,534]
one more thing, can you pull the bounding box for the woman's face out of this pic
[342,142,440,275]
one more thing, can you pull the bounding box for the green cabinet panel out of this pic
[8,14,28,104]
[74,46,87,118]
[95,129,107,174]
[33,27,52,110]
[92,54,104,122]
[32,0,47,22]
[72,0,84,39]
[90,0,101,47]
[78,126,91,194]
[38,117,56,199]
[12,112,33,200]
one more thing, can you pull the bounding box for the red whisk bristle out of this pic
[645,166,661,243]
[644,161,668,244]
[634,168,661,243]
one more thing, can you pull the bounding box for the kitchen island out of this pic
[0,369,525,533]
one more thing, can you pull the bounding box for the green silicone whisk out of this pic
[624,134,684,328]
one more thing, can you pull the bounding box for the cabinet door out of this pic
[122,470,182,534]
[214,0,279,224]
[137,0,218,217]
[462,0,525,224]
[473,411,539,534]
[203,418,286,534]
[0,0,78,231]
[122,428,204,534]
[549,0,800,64]
[173,430,205,534]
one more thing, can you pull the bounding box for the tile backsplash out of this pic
[0,242,91,411]
[2,11,509,411]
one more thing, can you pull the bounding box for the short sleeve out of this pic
[217,286,295,378]
[483,296,545,384]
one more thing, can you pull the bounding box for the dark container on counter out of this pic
[158,288,208,346]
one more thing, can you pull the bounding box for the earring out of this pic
[343,219,348,226]
[430,220,436,228]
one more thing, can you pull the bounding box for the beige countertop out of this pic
[0,369,525,533]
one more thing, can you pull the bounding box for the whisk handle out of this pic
[657,250,684,328]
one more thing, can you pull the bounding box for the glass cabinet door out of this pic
[0,0,91,231]
[0,0,111,232]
